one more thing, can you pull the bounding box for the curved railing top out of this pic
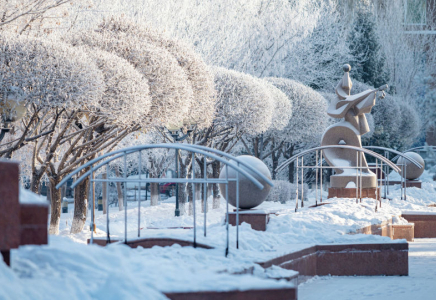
[364,146,423,169]
[56,143,274,190]
[403,145,436,152]
[275,145,401,173]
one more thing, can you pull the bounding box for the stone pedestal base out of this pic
[388,180,422,188]
[227,211,269,231]
[328,187,381,200]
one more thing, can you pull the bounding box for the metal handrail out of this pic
[364,146,423,169]
[56,143,273,257]
[276,145,401,173]
[56,143,273,190]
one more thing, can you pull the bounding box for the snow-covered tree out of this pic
[264,77,329,181]
[371,0,436,105]
[0,0,92,36]
[348,9,390,89]
[67,0,352,90]
[352,80,421,150]
[96,17,216,128]
[68,28,193,129]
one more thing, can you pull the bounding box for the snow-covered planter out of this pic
[266,180,292,204]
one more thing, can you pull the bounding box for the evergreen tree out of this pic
[348,11,390,89]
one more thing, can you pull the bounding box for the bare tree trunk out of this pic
[115,168,124,211]
[30,169,44,193]
[102,174,107,214]
[70,177,89,234]
[199,161,208,213]
[178,166,188,216]
[150,182,159,206]
[48,177,62,235]
[46,182,52,203]
[188,182,194,215]
[212,161,221,209]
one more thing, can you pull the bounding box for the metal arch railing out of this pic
[56,144,273,257]
[390,146,436,167]
[57,144,273,190]
[276,145,400,172]
[275,145,402,212]
[404,145,436,153]
[363,146,424,201]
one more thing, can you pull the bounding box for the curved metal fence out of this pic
[56,144,274,256]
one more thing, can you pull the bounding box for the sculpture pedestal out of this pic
[227,210,270,231]
[388,180,422,188]
[328,187,381,200]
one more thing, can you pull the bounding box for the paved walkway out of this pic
[299,239,436,300]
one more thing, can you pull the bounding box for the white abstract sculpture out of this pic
[321,64,387,189]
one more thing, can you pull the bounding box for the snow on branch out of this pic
[265,77,328,144]
[0,33,104,110]
[67,28,193,128]
[96,17,216,128]
[79,47,152,127]
[213,67,275,135]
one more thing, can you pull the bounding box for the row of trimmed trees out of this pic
[1,16,330,232]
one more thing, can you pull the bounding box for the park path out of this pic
[299,238,436,300]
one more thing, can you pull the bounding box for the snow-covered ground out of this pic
[299,238,436,300]
[2,170,436,299]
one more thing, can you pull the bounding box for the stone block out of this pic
[328,187,381,200]
[164,288,297,300]
[390,224,414,241]
[227,211,269,231]
[402,213,436,238]
[0,160,20,251]
[20,203,48,246]
[388,180,422,188]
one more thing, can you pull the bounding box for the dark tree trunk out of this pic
[70,177,90,234]
[30,169,44,194]
[150,182,159,206]
[102,174,107,214]
[212,161,221,209]
[48,176,62,235]
[177,164,188,215]
[115,168,124,211]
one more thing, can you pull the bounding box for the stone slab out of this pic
[328,187,381,200]
[20,203,48,246]
[228,212,269,231]
[0,160,20,251]
[402,213,436,238]
[315,243,408,276]
[388,180,422,188]
[164,288,297,300]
